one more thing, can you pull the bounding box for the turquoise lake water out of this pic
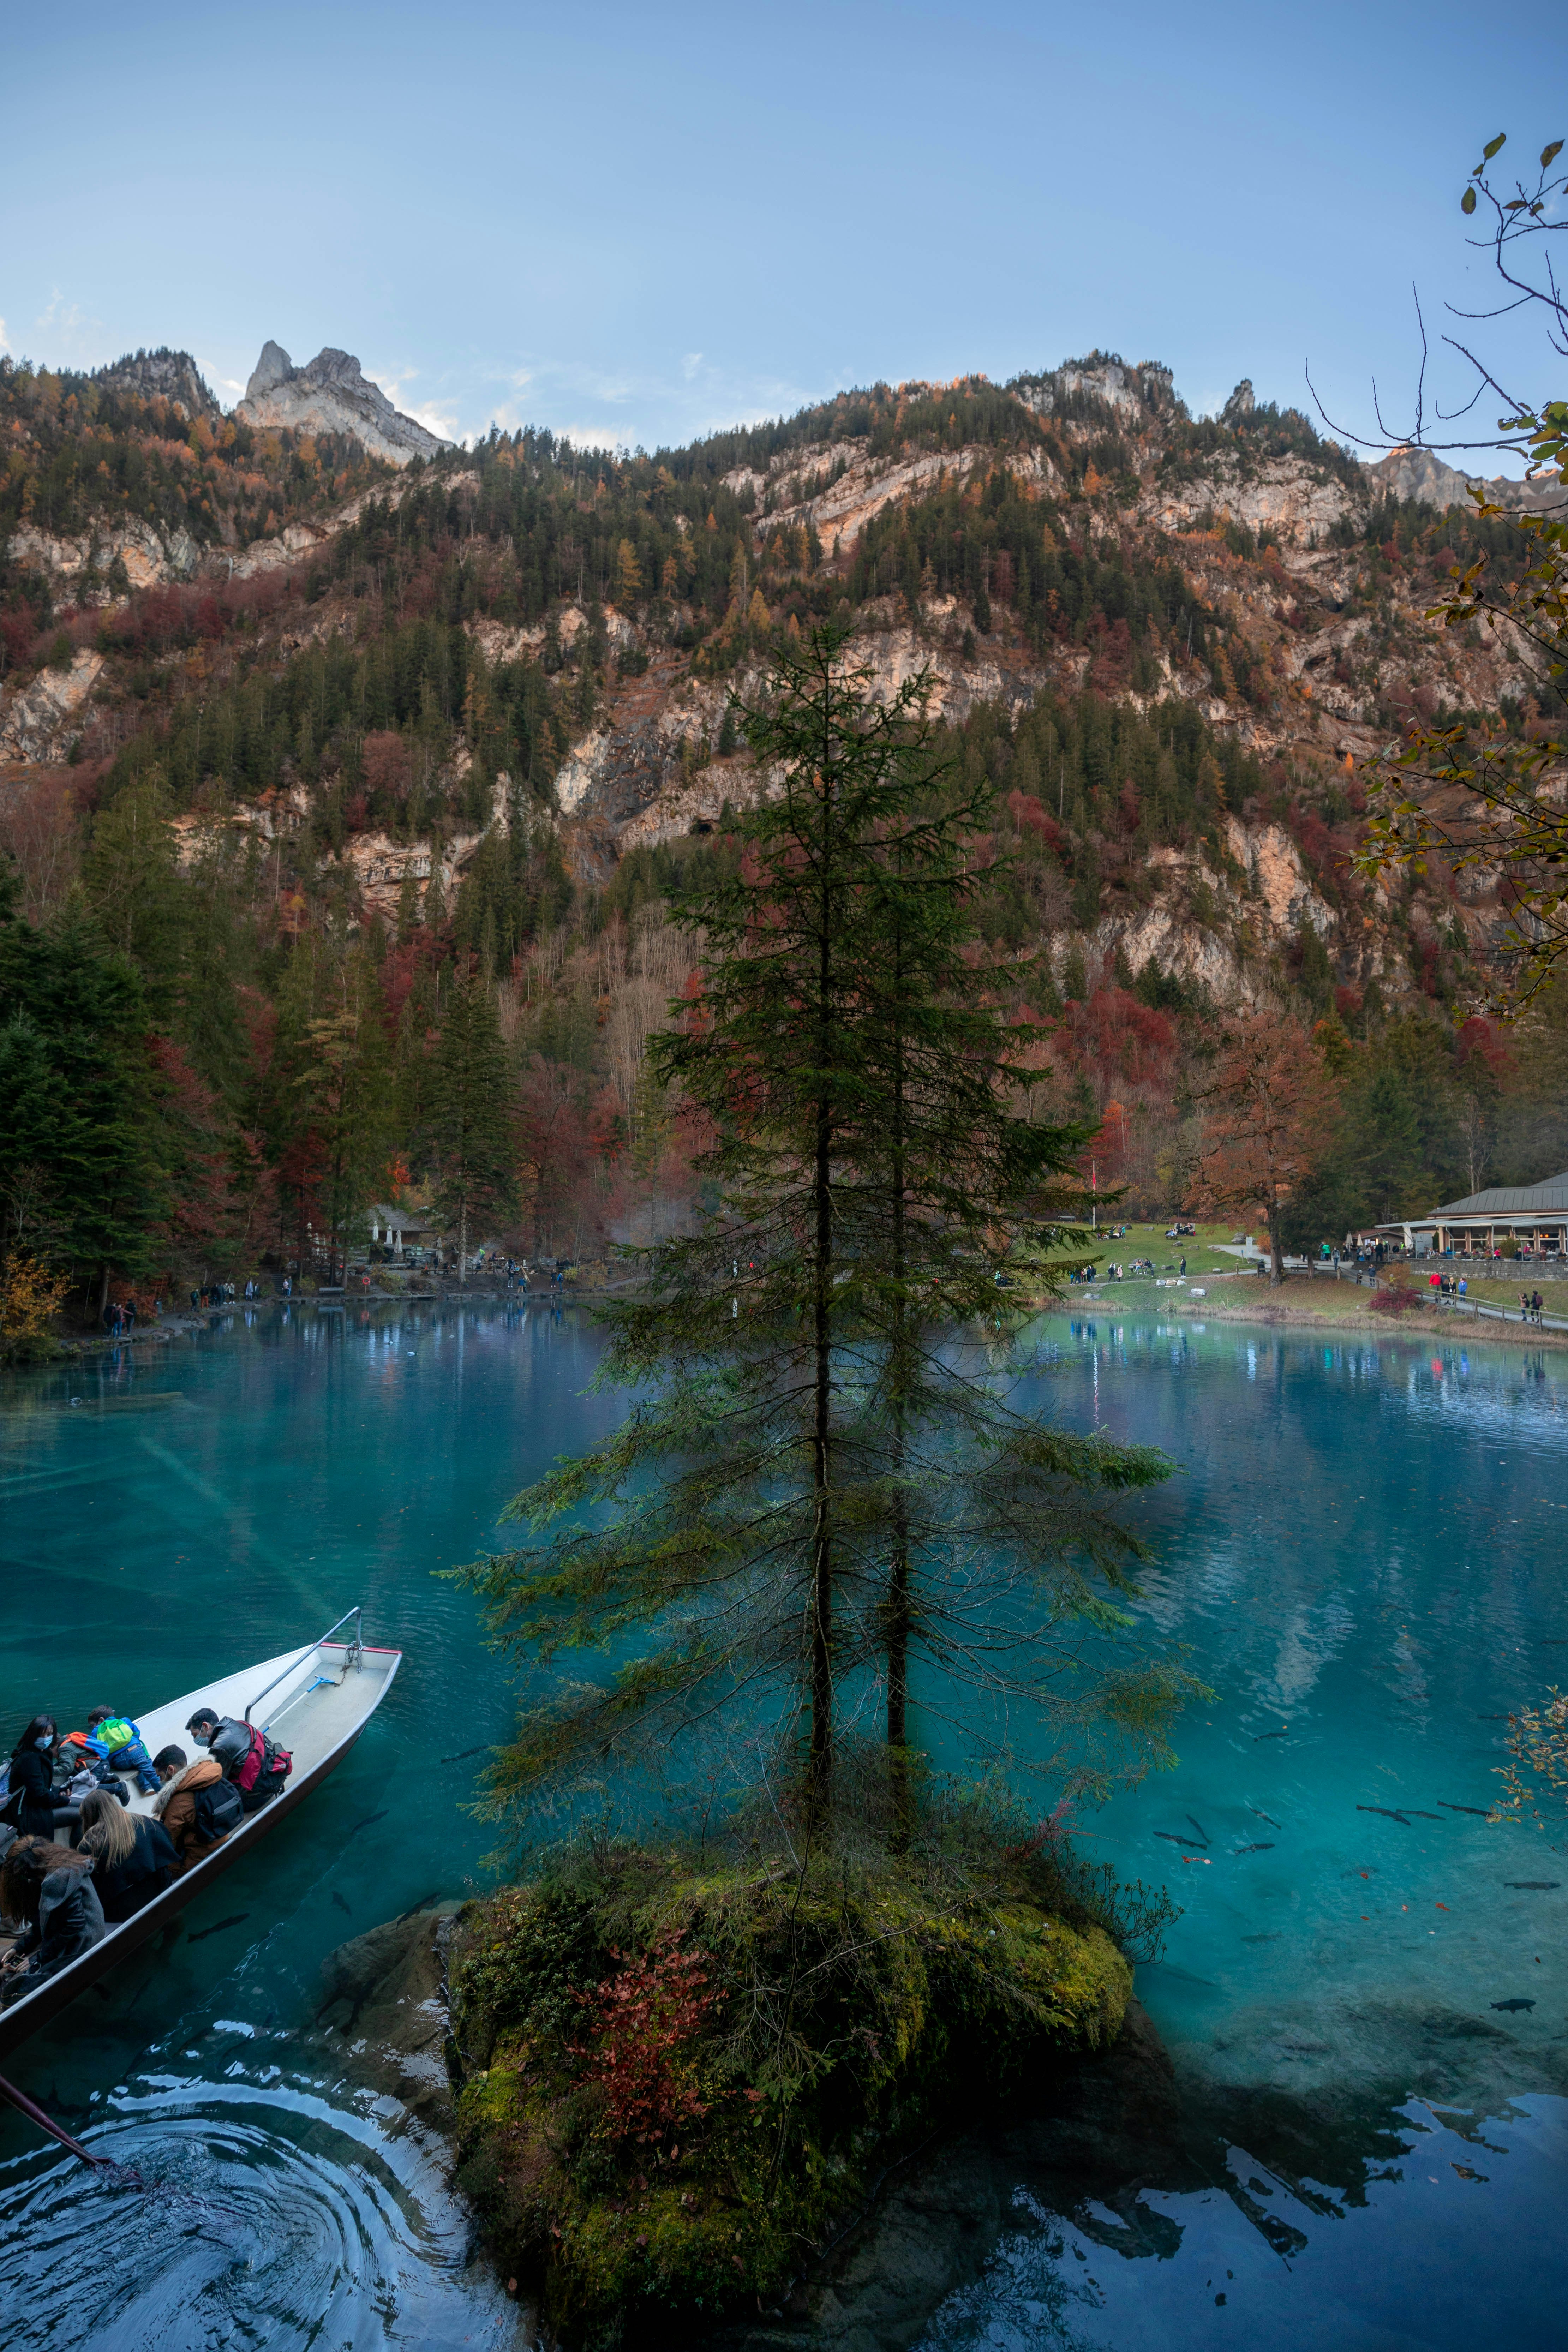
[1,1301,1565,2349]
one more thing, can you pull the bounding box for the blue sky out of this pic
[2,1,1560,462]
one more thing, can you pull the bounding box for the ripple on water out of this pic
[0,2055,522,2352]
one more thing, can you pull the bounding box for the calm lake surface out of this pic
[1,1301,1565,2350]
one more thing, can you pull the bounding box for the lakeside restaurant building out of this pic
[1377,1171,1568,1260]
[367,1203,442,1259]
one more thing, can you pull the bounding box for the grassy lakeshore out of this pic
[1033,1223,1568,1352]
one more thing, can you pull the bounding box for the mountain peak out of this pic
[244,339,294,401]
[91,347,221,424]
[234,340,450,465]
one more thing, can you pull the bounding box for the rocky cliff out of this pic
[4,340,1558,1042]
[1366,444,1558,516]
[90,346,222,424]
[235,341,450,463]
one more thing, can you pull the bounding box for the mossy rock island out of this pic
[436,1830,1149,2348]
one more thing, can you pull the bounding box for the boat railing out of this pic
[245,1606,364,1724]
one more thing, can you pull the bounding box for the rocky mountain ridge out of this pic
[2,344,1558,1045]
[235,340,450,463]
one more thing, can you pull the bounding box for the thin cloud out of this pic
[401,399,462,444]
[32,289,107,363]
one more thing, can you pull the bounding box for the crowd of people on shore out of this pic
[0,1702,293,2006]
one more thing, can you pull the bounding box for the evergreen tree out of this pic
[80,772,185,1013]
[456,626,1185,1841]
[427,967,518,1282]
[278,942,393,1281]
[0,903,168,1307]
[847,772,1135,1837]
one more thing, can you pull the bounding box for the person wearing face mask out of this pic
[184,1708,292,1815]
[4,1718,83,1844]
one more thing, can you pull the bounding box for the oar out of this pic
[0,2068,125,2177]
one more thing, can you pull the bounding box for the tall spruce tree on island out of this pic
[456,623,1187,1842]
[427,965,517,1282]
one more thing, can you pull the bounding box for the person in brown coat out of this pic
[149,1746,239,1871]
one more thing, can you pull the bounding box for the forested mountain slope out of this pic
[2,345,1564,1305]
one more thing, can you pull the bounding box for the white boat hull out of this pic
[0,1628,401,2058]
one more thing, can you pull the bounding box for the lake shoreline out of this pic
[1049,1270,1568,1352]
[1163,1286,1568,1350]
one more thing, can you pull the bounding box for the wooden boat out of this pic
[0,1609,401,2058]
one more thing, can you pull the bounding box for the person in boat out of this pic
[77,1788,177,1925]
[0,1839,104,2003]
[184,1708,292,1815]
[150,1745,242,1869]
[83,1706,163,1796]
[5,1718,83,1845]
[55,1729,132,1805]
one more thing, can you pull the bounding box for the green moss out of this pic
[448,1838,1138,2346]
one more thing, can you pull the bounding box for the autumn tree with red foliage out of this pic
[1187,1008,1340,1283]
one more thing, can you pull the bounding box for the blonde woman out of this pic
[77,1788,176,1925]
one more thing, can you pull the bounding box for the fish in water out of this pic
[1187,1815,1210,1846]
[331,1892,351,1914]
[440,1743,493,1763]
[1441,1802,1492,1817]
[347,1810,388,1837]
[1154,1832,1193,1846]
[1404,1810,1444,1821]
[187,1913,249,1944]
[1233,1843,1274,1854]
[1357,1805,1411,1824]
[1251,1809,1281,1829]
[1492,1998,1536,2013]
[1253,1728,1289,1741]
[1505,1881,1561,1891]
[1242,1932,1283,1944]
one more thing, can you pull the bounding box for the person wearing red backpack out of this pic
[184,1708,293,1815]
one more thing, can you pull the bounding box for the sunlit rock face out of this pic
[235,342,450,464]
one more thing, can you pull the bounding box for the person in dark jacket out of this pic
[6,1717,80,1844]
[0,1839,104,2004]
[186,1708,289,1814]
[77,1789,176,1925]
